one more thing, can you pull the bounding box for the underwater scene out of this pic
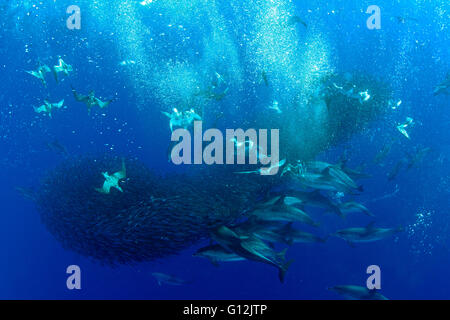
[0,0,449,300]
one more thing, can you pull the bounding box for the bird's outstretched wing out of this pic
[54,100,65,109]
[26,70,40,79]
[113,159,126,180]
[42,65,51,73]
[71,86,88,102]
[161,111,172,118]
[34,105,47,114]
[95,182,111,194]
[95,98,113,109]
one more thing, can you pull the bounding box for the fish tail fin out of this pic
[278,259,294,283]
[281,222,295,234]
[311,220,321,228]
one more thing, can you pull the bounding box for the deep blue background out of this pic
[0,0,449,299]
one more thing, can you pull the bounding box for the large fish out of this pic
[295,161,363,193]
[387,158,408,181]
[333,222,402,245]
[152,272,190,286]
[339,201,374,217]
[329,285,388,300]
[239,236,293,283]
[193,244,246,266]
[282,190,343,217]
[211,226,293,283]
[405,146,431,170]
[270,222,326,245]
[433,73,450,96]
[249,196,319,227]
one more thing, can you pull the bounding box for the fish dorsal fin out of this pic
[366,221,376,231]
[321,166,331,175]
[210,259,220,268]
[274,195,286,207]
[282,222,294,233]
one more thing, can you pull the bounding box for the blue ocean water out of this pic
[0,0,449,299]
